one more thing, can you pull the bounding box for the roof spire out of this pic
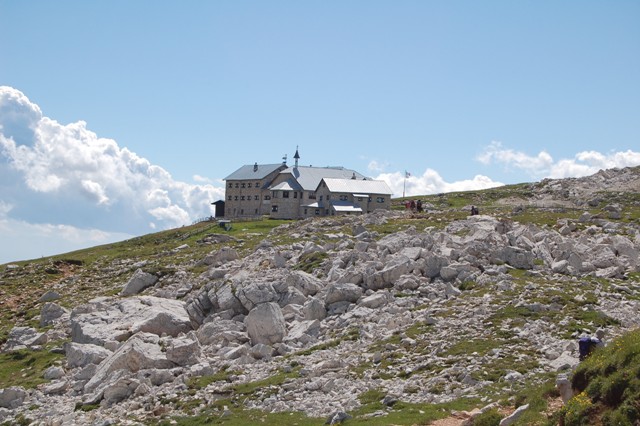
[294,145,300,168]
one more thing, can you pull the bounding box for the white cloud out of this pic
[374,169,504,197]
[477,141,554,175]
[477,141,640,179]
[0,200,13,217]
[193,174,212,183]
[0,86,225,235]
[367,160,388,173]
[0,216,132,264]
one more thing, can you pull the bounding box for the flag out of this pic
[405,171,411,178]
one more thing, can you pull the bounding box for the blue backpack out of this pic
[578,337,598,361]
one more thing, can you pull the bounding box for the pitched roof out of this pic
[278,166,367,191]
[270,178,302,191]
[320,177,393,195]
[224,163,285,181]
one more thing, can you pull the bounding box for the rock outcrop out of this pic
[0,166,639,425]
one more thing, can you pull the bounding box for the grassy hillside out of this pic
[1,172,639,425]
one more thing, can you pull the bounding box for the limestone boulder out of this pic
[284,320,320,345]
[202,247,239,266]
[303,297,326,321]
[0,387,27,409]
[324,283,363,305]
[40,302,70,327]
[84,332,174,395]
[245,302,287,346]
[493,246,534,269]
[237,282,278,311]
[71,296,192,346]
[196,319,246,346]
[3,326,47,351]
[285,271,323,296]
[65,342,112,368]
[165,334,202,366]
[120,269,158,296]
[208,284,245,316]
[358,292,389,309]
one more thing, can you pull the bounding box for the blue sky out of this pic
[1,1,639,263]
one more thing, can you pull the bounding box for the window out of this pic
[240,209,244,214]
[308,193,316,199]
[235,183,239,188]
[326,195,330,200]
[255,209,258,214]
[272,205,278,212]
[228,183,232,188]
[293,192,297,198]
[304,208,308,215]
[315,209,320,215]
[325,209,329,215]
[340,195,348,201]
[248,183,252,188]
[319,195,323,201]
[256,182,260,187]
[234,196,238,201]
[376,197,385,203]
[272,192,277,198]
[241,196,245,200]
[228,195,232,200]
[254,195,259,200]
[283,191,289,198]
[241,183,245,188]
[264,195,271,200]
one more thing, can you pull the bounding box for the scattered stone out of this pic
[120,269,159,296]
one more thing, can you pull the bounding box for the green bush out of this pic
[472,408,503,426]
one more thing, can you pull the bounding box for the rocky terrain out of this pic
[0,166,639,425]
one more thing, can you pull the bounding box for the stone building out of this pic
[223,162,287,218]
[223,149,393,219]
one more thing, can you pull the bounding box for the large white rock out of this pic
[237,282,278,311]
[40,302,70,327]
[165,334,202,366]
[285,271,323,296]
[324,283,363,305]
[196,319,246,345]
[120,269,158,296]
[2,326,47,351]
[358,292,389,309]
[65,342,112,368]
[84,332,174,395]
[303,297,327,321]
[245,302,287,346]
[71,296,192,346]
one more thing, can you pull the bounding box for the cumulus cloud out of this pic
[0,86,225,236]
[374,169,504,197]
[478,141,640,179]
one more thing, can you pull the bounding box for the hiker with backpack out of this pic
[578,329,605,361]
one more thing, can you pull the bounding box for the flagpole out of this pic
[403,170,406,198]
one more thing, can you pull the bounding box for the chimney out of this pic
[253,162,258,172]
[351,172,356,180]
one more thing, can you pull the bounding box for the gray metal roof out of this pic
[278,166,368,191]
[224,163,285,181]
[270,178,302,191]
[321,177,392,195]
